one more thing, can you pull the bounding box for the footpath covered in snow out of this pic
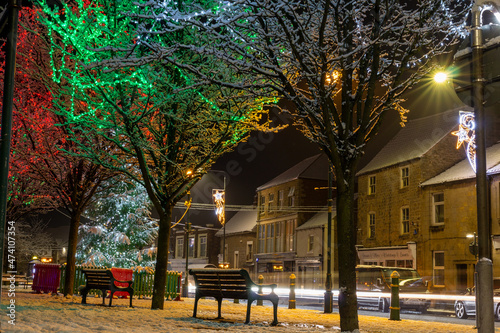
[0,290,481,333]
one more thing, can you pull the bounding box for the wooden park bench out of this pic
[189,268,279,326]
[79,268,134,307]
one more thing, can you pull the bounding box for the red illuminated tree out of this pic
[1,7,117,295]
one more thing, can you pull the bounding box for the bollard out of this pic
[389,270,401,321]
[289,273,296,309]
[257,275,264,306]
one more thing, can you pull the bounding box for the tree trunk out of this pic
[63,212,80,296]
[151,204,173,310]
[336,175,359,332]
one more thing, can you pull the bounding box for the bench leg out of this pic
[129,290,134,308]
[216,297,223,319]
[245,299,253,324]
[271,301,278,326]
[193,297,199,318]
[109,291,113,307]
[81,290,87,304]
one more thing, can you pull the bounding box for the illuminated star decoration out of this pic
[212,189,225,225]
[451,111,476,172]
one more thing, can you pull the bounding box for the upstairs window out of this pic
[268,193,274,212]
[368,176,376,195]
[432,193,445,225]
[401,167,409,188]
[368,213,376,239]
[278,190,284,210]
[308,235,314,252]
[288,187,295,206]
[401,207,410,234]
[176,237,184,258]
[198,235,207,258]
[259,195,265,215]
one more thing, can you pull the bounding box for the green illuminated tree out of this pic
[107,0,471,329]
[36,0,278,308]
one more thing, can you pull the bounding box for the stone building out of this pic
[420,142,500,292]
[215,209,258,271]
[254,154,329,285]
[356,107,500,293]
[168,223,219,272]
[356,109,469,289]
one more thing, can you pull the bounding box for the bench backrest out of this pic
[189,269,254,300]
[82,269,113,288]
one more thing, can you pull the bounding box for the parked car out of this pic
[454,287,500,320]
[355,265,430,313]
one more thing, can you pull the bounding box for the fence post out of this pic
[289,273,296,309]
[257,275,264,306]
[389,270,400,321]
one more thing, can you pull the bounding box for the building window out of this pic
[432,193,445,225]
[288,187,295,207]
[368,176,376,195]
[198,235,207,258]
[308,235,314,252]
[258,225,265,253]
[401,207,410,234]
[268,193,274,212]
[433,251,445,287]
[233,251,239,269]
[286,219,297,252]
[176,237,184,258]
[188,236,195,258]
[275,222,283,252]
[266,223,274,253]
[368,212,376,239]
[401,167,409,188]
[259,195,265,215]
[278,190,284,210]
[246,241,254,261]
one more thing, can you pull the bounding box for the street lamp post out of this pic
[182,192,192,298]
[470,3,495,332]
[324,164,334,313]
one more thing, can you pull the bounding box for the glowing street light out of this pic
[433,71,448,83]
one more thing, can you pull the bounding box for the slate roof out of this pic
[296,211,333,230]
[357,107,472,176]
[215,209,257,237]
[420,142,500,186]
[256,154,329,191]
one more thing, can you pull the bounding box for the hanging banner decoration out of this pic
[452,111,476,172]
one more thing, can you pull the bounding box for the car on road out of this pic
[355,265,431,313]
[454,288,500,320]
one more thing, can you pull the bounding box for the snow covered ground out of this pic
[0,289,482,332]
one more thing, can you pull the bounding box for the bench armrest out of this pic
[251,283,277,292]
